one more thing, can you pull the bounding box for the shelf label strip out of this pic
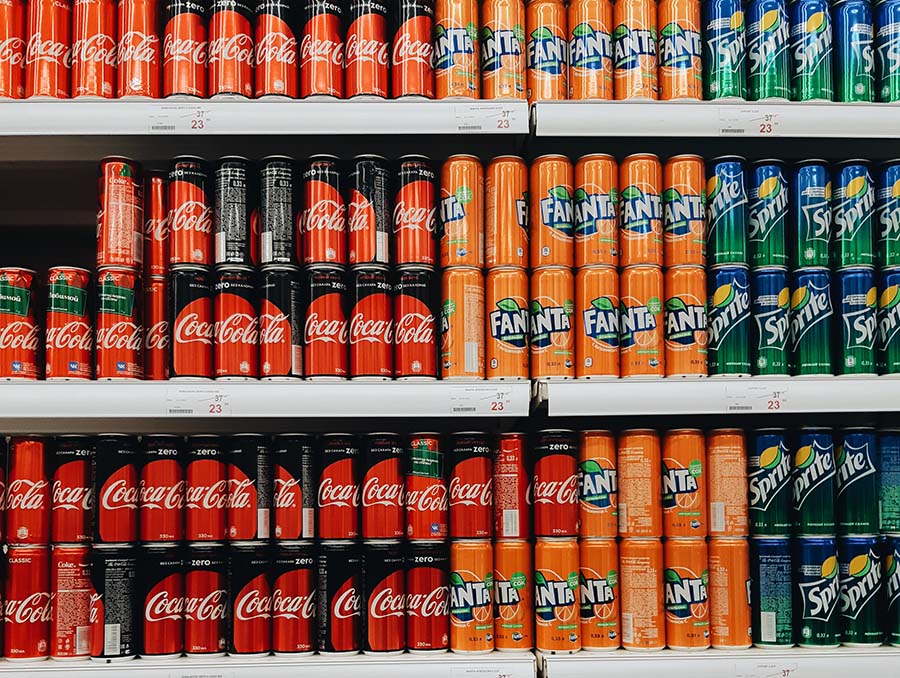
[166,387,232,416]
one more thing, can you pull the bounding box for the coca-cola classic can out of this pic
[405,433,447,540]
[0,267,40,380]
[50,544,92,660]
[45,266,93,380]
[140,544,184,657]
[144,170,169,278]
[25,0,72,98]
[317,433,359,540]
[117,0,162,98]
[140,435,185,543]
[273,433,316,541]
[185,435,227,541]
[273,541,316,654]
[7,436,50,546]
[228,543,272,655]
[90,545,138,660]
[95,267,143,380]
[71,0,116,98]
[97,157,144,270]
[51,435,94,543]
[144,275,170,380]
[0,0,26,99]
[92,434,140,544]
[317,541,361,653]
[5,545,51,660]
[184,544,227,655]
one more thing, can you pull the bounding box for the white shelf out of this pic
[531,100,900,138]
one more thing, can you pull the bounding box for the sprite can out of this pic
[886,534,900,645]
[749,160,788,268]
[835,268,877,376]
[833,0,875,102]
[878,429,900,533]
[707,156,749,266]
[875,0,900,102]
[750,537,794,646]
[791,160,832,269]
[750,268,790,375]
[790,0,835,100]
[747,0,792,99]
[877,160,900,269]
[878,268,900,374]
[793,427,836,535]
[836,428,879,535]
[794,537,840,647]
[790,268,833,375]
[749,429,793,535]
[707,265,751,375]
[833,160,876,268]
[702,0,748,99]
[838,536,884,645]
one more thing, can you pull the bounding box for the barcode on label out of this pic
[150,125,176,131]
[622,613,634,644]
[258,509,270,539]
[76,625,90,654]
[452,406,476,413]
[503,509,519,537]
[711,502,725,533]
[303,508,315,538]
[618,504,628,533]
[458,125,481,131]
[729,405,753,411]
[168,408,193,415]
[104,623,121,655]
[722,128,745,134]
[761,611,777,643]
[464,342,479,374]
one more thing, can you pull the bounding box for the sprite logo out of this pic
[749,443,791,511]
[494,571,526,606]
[574,187,617,237]
[579,571,617,617]
[663,187,704,237]
[661,459,702,510]
[834,174,875,242]
[792,440,835,510]
[527,27,567,74]
[579,459,617,509]
[613,24,657,70]
[836,439,876,496]
[707,172,748,235]
[620,297,661,349]
[705,10,746,78]
[540,186,574,236]
[530,299,573,348]
[840,286,877,353]
[748,8,790,76]
[876,24,900,101]
[664,568,708,618]
[481,26,523,72]
[708,279,750,350]
[449,572,492,622]
[839,550,882,620]
[583,296,619,348]
[749,173,788,244]
[535,570,578,621]
[665,296,706,347]
[878,178,900,246]
[879,285,900,348]
[489,298,528,349]
[754,286,790,356]
[569,22,612,70]
[798,181,832,251]
[798,556,840,623]
[886,550,900,610]
[620,185,662,234]
[792,12,832,77]
[433,24,477,70]
[790,279,832,350]
[658,22,702,69]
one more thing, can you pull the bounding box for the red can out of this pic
[184,544,227,655]
[346,0,389,98]
[144,171,168,278]
[317,433,360,539]
[348,155,391,265]
[117,0,161,98]
[394,155,437,265]
[97,156,143,270]
[45,266,93,380]
[163,0,207,97]
[185,436,227,542]
[228,544,272,655]
[4,545,51,660]
[363,541,405,653]
[273,434,316,540]
[168,156,212,265]
[227,434,271,541]
[208,0,253,97]
[260,265,303,379]
[50,544,91,660]
[214,266,259,379]
[391,0,434,98]
[7,436,50,546]
[303,156,347,265]
[144,276,169,380]
[273,542,316,655]
[0,0,25,99]
[0,267,39,380]
[406,433,448,540]
[94,435,140,544]
[361,433,404,539]
[317,542,362,653]
[304,265,348,378]
[300,0,344,97]
[393,266,437,379]
[170,266,213,378]
[532,429,579,537]
[51,436,93,544]
[493,432,530,539]
[255,0,298,97]
[350,265,393,379]
[25,0,71,98]
[95,267,143,380]
[405,541,449,651]
[139,545,184,657]
[449,432,493,539]
[140,436,184,543]
[71,0,116,98]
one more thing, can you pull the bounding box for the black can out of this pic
[184,435,227,542]
[349,264,393,379]
[272,541,317,655]
[304,265,348,379]
[90,545,139,660]
[317,541,362,653]
[92,435,140,545]
[361,432,404,539]
[348,155,391,265]
[260,265,304,379]
[169,265,213,379]
[184,543,228,656]
[393,265,437,379]
[260,156,297,265]
[273,434,317,540]
[139,544,184,657]
[227,543,272,655]
[362,541,405,653]
[318,434,360,539]
[227,434,272,542]
[51,435,94,544]
[214,156,253,266]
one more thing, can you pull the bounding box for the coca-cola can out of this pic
[0,0,25,99]
[391,0,434,99]
[273,433,316,541]
[345,0,389,98]
[532,429,579,537]
[51,435,94,544]
[394,155,436,266]
[227,434,271,541]
[45,266,93,380]
[215,156,254,265]
[405,541,449,652]
[92,434,140,544]
[361,433,404,539]
[255,1,298,98]
[362,541,404,654]
[0,267,40,380]
[260,156,297,265]
[184,543,227,656]
[304,265,348,379]
[117,0,162,98]
[168,156,212,265]
[185,435,227,541]
[393,266,436,379]
[317,541,361,653]
[144,171,169,278]
[97,157,143,270]
[260,264,303,379]
[50,544,91,660]
[449,432,493,539]
[208,0,253,97]
[300,0,344,98]
[493,433,530,539]
[170,265,213,378]
[350,265,393,380]
[144,276,170,380]
[163,0,207,97]
[71,0,116,98]
[90,545,138,660]
[25,0,72,98]
[348,155,390,265]
[303,156,347,265]
[95,267,143,380]
[273,541,316,654]
[7,436,50,545]
[405,433,447,540]
[228,543,272,655]
[5,545,50,660]
[139,544,184,657]
[214,266,258,379]
[317,433,359,540]
[140,435,185,543]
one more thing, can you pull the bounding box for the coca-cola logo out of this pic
[0,37,26,65]
[255,31,296,65]
[305,312,348,345]
[448,476,492,508]
[362,476,403,508]
[52,481,92,511]
[532,474,578,505]
[299,34,343,66]
[163,34,207,65]
[208,33,253,65]
[184,588,227,622]
[405,482,448,512]
[145,320,170,350]
[174,312,213,345]
[392,32,431,66]
[304,200,345,232]
[393,200,436,233]
[89,593,102,624]
[273,477,298,509]
[318,477,359,508]
[215,313,259,345]
[46,321,93,352]
[71,34,117,66]
[332,587,360,619]
[0,321,39,351]
[117,31,158,64]
[228,477,255,510]
[4,592,52,624]
[235,587,271,621]
[405,586,448,618]
[169,200,212,234]
[350,313,393,344]
[272,589,315,620]
[100,478,139,511]
[185,479,227,510]
[345,33,388,66]
[259,312,288,344]
[369,586,405,619]
[393,312,434,344]
[145,215,169,242]
[96,321,142,351]
[140,479,185,510]
[7,479,48,510]
[24,33,70,66]
[145,589,184,623]
[348,196,371,232]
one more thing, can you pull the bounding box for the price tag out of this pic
[449,385,514,415]
[166,387,232,416]
[718,107,781,137]
[454,103,524,133]
[169,671,233,678]
[725,384,789,413]
[450,667,509,678]
[147,105,212,134]
[735,662,799,678]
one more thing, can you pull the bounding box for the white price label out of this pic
[450,667,510,678]
[725,384,789,413]
[449,385,514,415]
[454,103,523,132]
[169,672,233,678]
[719,107,782,136]
[166,387,232,416]
[735,662,799,678]
[148,105,212,133]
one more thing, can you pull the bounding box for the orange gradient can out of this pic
[663,154,706,266]
[441,155,485,268]
[434,0,480,99]
[575,154,619,268]
[617,429,662,537]
[535,538,581,653]
[531,155,574,268]
[568,0,613,100]
[619,538,665,650]
[707,538,752,649]
[662,429,707,538]
[441,267,485,379]
[450,539,495,652]
[664,266,708,377]
[525,0,568,101]
[576,266,619,379]
[530,266,575,380]
[482,0,526,100]
[612,0,658,99]
[580,430,617,538]
[487,267,529,380]
[494,540,534,650]
[658,0,702,100]
[663,538,710,650]
[620,265,664,377]
[579,539,619,650]
[706,429,749,537]
[486,155,529,268]
[619,153,663,267]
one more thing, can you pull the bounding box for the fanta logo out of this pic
[790,282,832,349]
[704,11,746,78]
[539,186,574,234]
[749,174,788,243]
[749,444,791,511]
[580,573,616,611]
[535,570,577,621]
[619,299,660,348]
[880,285,900,347]
[574,187,616,236]
[579,459,616,509]
[841,286,877,352]
[799,556,839,622]
[612,25,656,70]
[527,27,566,74]
[440,194,465,225]
[836,440,876,495]
[530,300,572,348]
[793,441,835,509]
[449,573,492,622]
[840,550,882,619]
[665,297,706,346]
[482,27,522,72]
[583,297,618,348]
[621,185,662,233]
[663,188,704,236]
[748,8,790,75]
[834,174,875,241]
[664,568,708,618]
[490,298,528,348]
[569,23,612,70]
[708,280,750,349]
[433,25,476,71]
[661,462,700,510]
[707,174,747,231]
[878,179,900,243]
[792,12,832,75]
[494,573,526,606]
[658,22,701,69]
[754,287,789,352]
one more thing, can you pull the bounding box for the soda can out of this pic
[95,268,144,380]
[879,267,900,374]
[405,541,449,651]
[707,265,751,376]
[97,157,144,270]
[794,537,840,647]
[619,538,665,650]
[272,542,315,655]
[208,0,254,97]
[575,266,619,379]
[184,436,226,543]
[449,432,493,539]
[50,544,91,660]
[258,157,296,266]
[183,543,227,655]
[0,268,39,380]
[613,0,659,99]
[835,428,878,535]
[394,266,438,379]
[531,154,574,268]
[406,433,448,540]
[226,434,272,541]
[303,155,346,265]
[493,433,530,538]
[793,427,837,536]
[838,536,883,645]
[886,534,900,644]
[441,267,484,379]
[0,0,25,99]
[663,538,710,650]
[485,155,528,268]
[747,0,791,100]
[303,265,348,379]
[574,154,619,268]
[617,429,662,537]
[707,537,752,648]
[619,264,664,377]
[525,0,567,101]
[662,429,707,538]
[877,160,900,268]
[395,155,437,266]
[833,0,874,102]
[791,160,832,268]
[259,265,303,379]
[790,0,834,100]
[664,266,708,377]
[139,544,184,658]
[706,156,748,266]
[316,541,361,653]
[362,541,405,653]
[213,267,259,379]
[530,267,575,380]
[658,0,702,100]
[833,160,876,268]
[255,1,299,98]
[790,268,833,376]
[750,268,790,376]
[228,544,272,656]
[71,0,115,98]
[835,268,877,376]
[26,0,71,98]
[619,153,662,267]
[90,545,138,660]
[702,0,747,99]
[300,0,345,97]
[534,538,580,653]
[707,429,749,537]
[481,0,526,100]
[391,0,435,98]
[143,171,168,279]
[876,0,900,102]
[169,266,213,379]
[349,266,393,380]
[168,156,213,266]
[140,435,185,543]
[663,154,706,267]
[486,267,529,380]
[880,429,900,532]
[532,430,578,537]
[749,429,793,536]
[440,155,485,268]
[449,540,494,652]
[579,539,619,650]
[346,0,390,98]
[579,430,617,539]
[433,0,480,98]
[45,266,93,380]
[750,537,793,647]
[52,436,94,543]
[8,436,50,545]
[272,433,315,540]
[493,540,533,650]
[361,433,404,539]
[748,160,788,269]
[317,434,360,540]
[568,0,613,100]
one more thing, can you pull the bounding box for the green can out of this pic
[790,268,834,375]
[886,535,900,645]
[747,0,792,99]
[879,268,900,374]
[750,269,790,375]
[835,268,877,376]
[751,538,794,646]
[790,0,835,100]
[838,536,884,645]
[790,160,832,269]
[750,429,793,535]
[875,0,900,102]
[749,160,788,268]
[832,161,875,268]
[702,0,748,99]
[792,427,836,535]
[794,537,840,647]
[879,429,900,533]
[876,160,900,269]
[708,266,751,375]
[707,156,749,266]
[833,0,875,102]
[835,428,879,535]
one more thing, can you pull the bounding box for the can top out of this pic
[322,432,355,438]
[97,432,136,438]
[533,265,574,273]
[217,155,251,163]
[665,428,703,435]
[275,432,314,439]
[880,159,900,166]
[755,428,788,434]
[353,153,387,161]
[101,155,139,165]
[581,429,613,436]
[836,159,871,166]
[667,264,706,272]
[306,263,347,273]
[396,264,436,273]
[171,264,211,274]
[708,428,744,434]
[796,159,828,166]
[171,154,206,163]
[710,263,751,271]
[454,430,488,436]
[841,427,876,433]
[0,266,36,275]
[446,154,482,162]
[232,432,266,438]
[260,264,301,273]
[800,426,833,432]
[711,155,747,163]
[666,153,704,162]
[308,154,340,161]
[56,434,92,439]
[216,264,256,274]
[410,431,440,436]
[576,153,615,162]
[753,158,785,166]
[620,428,658,434]
[490,155,526,163]
[398,154,431,162]
[260,155,295,162]
[48,266,91,274]
[534,153,569,161]
[537,428,575,434]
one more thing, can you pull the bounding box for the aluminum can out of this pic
[750,268,790,375]
[228,543,272,655]
[747,0,791,99]
[877,160,900,269]
[0,267,39,379]
[185,436,226,542]
[834,268,877,376]
[793,428,836,536]
[97,156,144,270]
[92,435,139,544]
[750,537,793,646]
[303,155,346,265]
[441,267,485,379]
[406,433,448,540]
[876,0,900,102]
[493,433,530,539]
[316,541,362,653]
[300,0,344,97]
[663,538,710,649]
[568,0,613,99]
[214,266,259,379]
[749,160,789,268]
[52,436,94,543]
[619,153,663,267]
[50,544,91,659]
[45,266,93,380]
[226,434,271,541]
[90,545,138,659]
[449,540,493,652]
[526,0,567,101]
[664,266,708,377]
[790,268,833,376]
[144,171,168,278]
[662,428,707,537]
[485,155,528,268]
[259,156,297,265]
[273,433,316,540]
[391,0,435,98]
[214,156,254,266]
[163,0,207,97]
[349,266,393,379]
[95,267,143,380]
[879,267,900,374]
[449,432,493,538]
[168,156,212,266]
[260,265,304,378]
[579,431,617,539]
[707,156,748,266]
[486,267,529,380]
[71,0,116,98]
[663,154,706,267]
[255,0,299,98]
[794,537,840,647]
[617,429,662,537]
[702,0,747,99]
[832,160,876,268]
[790,0,834,100]
[362,542,405,653]
[0,0,25,98]
[440,155,484,268]
[619,264,663,377]
[707,538,751,648]
[708,265,751,376]
[25,0,71,98]
[361,432,404,539]
[658,0,702,100]
[317,434,360,539]
[7,436,50,545]
[394,266,438,379]
[433,0,479,98]
[579,538,619,649]
[530,266,575,379]
[613,0,658,98]
[574,153,618,268]
[748,429,792,536]
[170,266,213,378]
[405,541,449,651]
[493,539,533,650]
[619,538,664,649]
[345,0,389,98]
[184,545,227,655]
[534,537,580,653]
[532,430,578,537]
[139,435,184,542]
[837,536,883,645]
[139,544,184,657]
[272,542,315,654]
[835,428,878,535]
[531,154,574,268]
[707,429,749,537]
[480,0,526,100]
[833,0,874,102]
[394,155,437,266]
[575,266,619,378]
[117,0,162,98]
[304,265,348,379]
[791,160,832,268]
[348,155,390,265]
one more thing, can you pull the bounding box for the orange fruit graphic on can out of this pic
[568,0,613,100]
[441,267,485,379]
[617,429,662,537]
[662,428,707,538]
[619,153,663,267]
[663,154,706,266]
[486,155,529,268]
[494,539,533,650]
[481,0,526,100]
[579,538,620,650]
[535,537,581,653]
[707,538,751,649]
[579,430,618,538]
[440,155,485,268]
[574,154,619,268]
[530,155,574,269]
[663,538,710,650]
[664,266,708,377]
[576,266,619,379]
[487,267,529,380]
[612,0,659,100]
[450,539,494,652]
[706,429,749,537]
[657,0,702,100]
[530,266,575,379]
[526,0,568,102]
[620,264,664,377]
[434,0,480,99]
[619,538,665,650]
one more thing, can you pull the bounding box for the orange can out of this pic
[580,430,617,538]
[575,154,619,268]
[657,0,702,100]
[663,538,710,650]
[619,153,663,267]
[620,265,664,378]
[568,0,613,100]
[481,0,526,100]
[486,155,529,269]
[531,155,574,269]
[619,538,665,650]
[487,267,530,380]
[450,540,495,652]
[707,538,752,649]
[664,266,708,377]
[706,429,749,537]
[494,540,534,651]
[663,154,706,266]
[612,0,659,100]
[535,537,581,653]
[441,267,485,379]
[576,266,619,379]
[662,429,707,538]
[617,429,662,537]
[579,539,620,650]
[441,155,485,268]
[434,0,480,99]
[525,0,568,102]
[530,266,575,380]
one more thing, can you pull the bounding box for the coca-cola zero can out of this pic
[449,432,493,539]
[361,433,403,539]
[362,541,404,653]
[139,544,184,657]
[208,0,254,97]
[300,0,344,97]
[170,265,213,379]
[214,266,258,379]
[316,541,361,653]
[215,156,253,266]
[405,541,449,652]
[255,0,298,97]
[260,156,297,265]
[227,434,271,541]
[228,543,272,655]
[273,541,316,654]
[92,434,140,544]
[317,433,359,540]
[350,265,393,379]
[260,264,303,379]
[168,156,212,265]
[393,266,437,379]
[163,0,208,97]
[304,265,348,379]
[185,543,227,655]
[140,435,185,543]
[185,435,227,541]
[51,435,94,544]
[273,433,316,541]
[90,544,138,660]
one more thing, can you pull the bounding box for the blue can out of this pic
[885,534,900,645]
[878,429,900,533]
[702,0,748,99]
[833,161,876,268]
[707,156,749,266]
[877,160,900,269]
[837,536,884,645]
[747,0,791,99]
[748,160,789,268]
[750,268,790,375]
[790,160,832,269]
[793,427,836,535]
[794,536,840,647]
[834,268,877,376]
[875,0,900,102]
[879,268,900,374]
[833,0,875,102]
[836,428,878,535]
[749,429,793,534]
[790,268,833,375]
[751,537,794,646]
[789,0,835,101]
[707,265,751,375]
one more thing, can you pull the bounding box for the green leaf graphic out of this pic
[573,22,593,38]
[613,24,629,40]
[660,22,682,38]
[532,26,553,40]
[531,300,543,315]
[664,568,682,584]
[663,187,682,203]
[574,187,588,202]
[497,298,520,313]
[580,459,603,473]
[592,296,615,311]
[449,572,465,586]
[549,185,571,201]
[621,185,642,201]
[665,297,686,311]
[535,571,547,586]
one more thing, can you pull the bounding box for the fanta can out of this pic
[617,429,662,537]
[613,0,659,99]
[441,267,485,379]
[579,539,620,650]
[662,428,707,538]
[706,429,749,537]
[576,266,620,379]
[703,0,748,99]
[789,0,834,101]
[486,155,529,269]
[619,153,663,267]
[434,0,480,98]
[664,538,711,650]
[487,267,530,380]
[494,540,534,650]
[535,538,581,653]
[568,0,614,99]
[481,0,526,100]
[530,266,575,379]
[707,537,752,648]
[619,538,665,650]
[441,155,485,268]
[531,155,574,269]
[658,0,703,99]
[575,154,619,268]
[620,264,664,377]
[664,266,708,377]
[663,154,706,267]
[450,539,495,652]
[526,0,568,101]
[579,430,618,538]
